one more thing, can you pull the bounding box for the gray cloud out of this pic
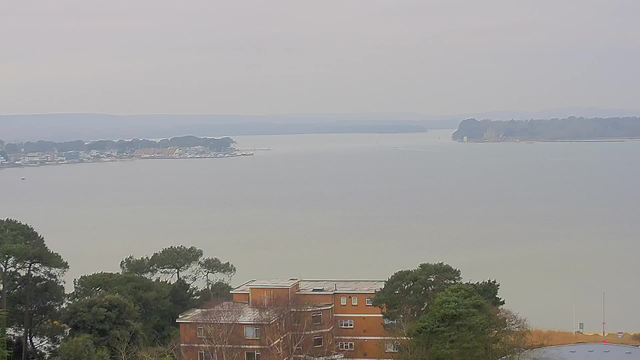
[1,0,639,115]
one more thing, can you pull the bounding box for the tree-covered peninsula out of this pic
[452,116,640,141]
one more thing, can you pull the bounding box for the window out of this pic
[293,313,301,326]
[245,351,261,360]
[366,297,373,306]
[385,341,400,353]
[199,351,216,360]
[313,336,323,347]
[312,312,323,325]
[244,326,260,339]
[197,325,204,338]
[351,296,358,306]
[338,319,354,328]
[339,342,355,351]
[340,296,347,305]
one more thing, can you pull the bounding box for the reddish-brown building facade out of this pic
[178,279,398,360]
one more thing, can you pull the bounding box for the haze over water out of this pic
[1,129,639,332]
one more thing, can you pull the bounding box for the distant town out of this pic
[0,135,254,169]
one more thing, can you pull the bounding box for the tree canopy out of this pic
[71,272,177,343]
[452,116,640,141]
[409,284,501,360]
[64,293,142,350]
[149,246,203,282]
[373,263,505,322]
[372,262,462,320]
[0,219,68,360]
[55,335,109,360]
[2,136,235,154]
[374,262,526,360]
[1,219,236,360]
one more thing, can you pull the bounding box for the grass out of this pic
[528,329,640,347]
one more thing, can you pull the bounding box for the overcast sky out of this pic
[1,0,638,115]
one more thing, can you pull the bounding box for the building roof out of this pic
[298,280,384,293]
[177,302,280,324]
[521,343,640,359]
[231,279,385,294]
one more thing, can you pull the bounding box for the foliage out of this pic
[119,256,154,277]
[197,282,234,305]
[0,219,68,360]
[149,246,203,282]
[372,262,462,321]
[199,258,236,301]
[452,117,640,141]
[7,274,66,355]
[409,284,501,360]
[2,221,235,359]
[64,294,143,350]
[199,257,236,285]
[375,263,526,360]
[71,272,177,344]
[493,309,530,359]
[71,246,234,356]
[374,263,507,323]
[471,279,505,308]
[3,136,235,154]
[55,335,110,360]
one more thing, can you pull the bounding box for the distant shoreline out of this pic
[0,151,254,171]
[452,117,640,143]
[459,137,640,143]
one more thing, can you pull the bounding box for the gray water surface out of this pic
[1,130,639,332]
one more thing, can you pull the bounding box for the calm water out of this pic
[1,130,639,332]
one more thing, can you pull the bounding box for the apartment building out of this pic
[178,279,399,360]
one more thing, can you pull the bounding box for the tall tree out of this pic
[70,272,176,344]
[199,257,236,298]
[373,262,462,321]
[0,220,68,360]
[15,228,67,360]
[409,284,500,360]
[64,294,143,353]
[119,256,153,277]
[0,219,29,360]
[149,246,203,282]
[7,275,66,357]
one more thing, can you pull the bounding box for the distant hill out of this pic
[431,107,640,122]
[2,108,639,142]
[0,113,447,142]
[452,117,640,141]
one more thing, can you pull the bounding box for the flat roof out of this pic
[231,279,300,293]
[232,279,385,294]
[522,344,640,359]
[177,302,280,324]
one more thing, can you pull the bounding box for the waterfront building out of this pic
[178,279,397,360]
